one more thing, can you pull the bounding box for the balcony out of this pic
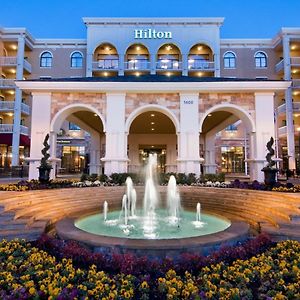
[0,124,29,135]
[0,57,31,73]
[291,57,300,66]
[292,79,300,88]
[124,59,150,71]
[0,56,17,66]
[278,125,287,136]
[277,103,286,115]
[0,101,30,115]
[275,59,284,73]
[92,59,119,71]
[156,59,181,70]
[0,79,15,88]
[188,59,215,71]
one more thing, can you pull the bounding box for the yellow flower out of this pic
[141,281,149,289]
[29,287,36,295]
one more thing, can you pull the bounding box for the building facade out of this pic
[1,18,298,179]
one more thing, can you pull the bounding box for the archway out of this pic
[51,104,106,176]
[93,43,118,76]
[156,43,182,75]
[199,104,255,176]
[124,43,150,75]
[126,107,178,173]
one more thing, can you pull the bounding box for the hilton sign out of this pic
[134,29,172,39]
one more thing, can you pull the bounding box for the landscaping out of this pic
[0,234,299,299]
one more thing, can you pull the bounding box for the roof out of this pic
[23,75,283,83]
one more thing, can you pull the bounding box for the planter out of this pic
[38,166,52,183]
[262,167,278,186]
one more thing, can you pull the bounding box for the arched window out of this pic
[40,51,52,68]
[223,52,236,68]
[255,51,267,68]
[71,52,83,68]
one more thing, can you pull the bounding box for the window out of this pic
[0,117,3,124]
[255,51,267,68]
[20,118,25,126]
[40,51,53,68]
[69,122,81,131]
[71,52,83,68]
[225,124,238,131]
[223,52,236,68]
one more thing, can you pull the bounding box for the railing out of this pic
[92,59,119,70]
[156,59,181,70]
[278,126,287,136]
[0,166,29,178]
[290,57,300,65]
[292,79,300,88]
[277,103,286,114]
[0,101,30,115]
[23,59,32,73]
[0,56,17,66]
[124,60,150,70]
[293,102,300,111]
[0,124,29,135]
[0,79,15,88]
[275,59,284,73]
[20,125,29,135]
[21,102,30,114]
[188,59,215,70]
[0,124,14,133]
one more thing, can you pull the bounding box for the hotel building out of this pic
[0,18,298,181]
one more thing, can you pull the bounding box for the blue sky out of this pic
[1,0,299,38]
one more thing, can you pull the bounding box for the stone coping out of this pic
[56,216,249,252]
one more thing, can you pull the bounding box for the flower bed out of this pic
[1,235,300,299]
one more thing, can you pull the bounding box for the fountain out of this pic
[56,153,249,257]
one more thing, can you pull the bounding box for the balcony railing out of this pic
[0,124,29,135]
[92,59,119,70]
[0,56,17,66]
[275,59,284,73]
[156,59,181,70]
[291,57,300,66]
[188,59,215,71]
[23,59,32,73]
[278,125,287,136]
[124,60,150,70]
[0,101,30,115]
[292,79,300,88]
[0,79,15,88]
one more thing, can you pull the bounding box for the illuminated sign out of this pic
[134,29,172,39]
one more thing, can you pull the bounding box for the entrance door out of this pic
[221,146,245,173]
[139,145,166,173]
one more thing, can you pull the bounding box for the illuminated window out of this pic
[69,122,81,131]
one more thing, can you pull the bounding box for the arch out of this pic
[70,50,84,58]
[223,51,236,58]
[199,103,256,133]
[70,51,83,68]
[254,50,268,58]
[40,51,53,68]
[188,42,214,55]
[125,104,180,134]
[92,42,119,56]
[39,50,53,58]
[50,103,106,133]
[124,43,150,55]
[155,42,182,55]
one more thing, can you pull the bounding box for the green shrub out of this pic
[80,173,89,182]
[201,173,225,182]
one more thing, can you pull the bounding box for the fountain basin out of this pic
[56,214,249,258]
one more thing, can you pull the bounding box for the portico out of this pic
[16,76,289,182]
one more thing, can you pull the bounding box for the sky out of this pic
[0,0,299,39]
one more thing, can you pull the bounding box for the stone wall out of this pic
[51,93,107,121]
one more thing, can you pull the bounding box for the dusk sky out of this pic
[1,0,299,39]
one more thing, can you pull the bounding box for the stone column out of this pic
[102,93,128,174]
[249,93,276,182]
[283,35,295,170]
[12,36,25,166]
[89,133,101,175]
[204,134,217,174]
[27,93,52,180]
[86,53,93,77]
[177,93,202,175]
[214,51,221,77]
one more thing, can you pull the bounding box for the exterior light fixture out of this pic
[166,72,171,76]
[151,128,155,131]
[136,46,141,51]
[208,113,212,117]
[151,122,155,125]
[136,72,140,76]
[150,113,155,117]
[94,113,98,117]
[103,72,108,76]
[198,72,203,76]
[197,46,202,51]
[11,45,17,50]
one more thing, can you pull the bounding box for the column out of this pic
[204,134,217,174]
[27,93,52,180]
[11,36,25,166]
[89,133,101,175]
[182,53,188,76]
[102,93,128,174]
[214,51,221,77]
[177,93,202,175]
[249,93,276,182]
[283,35,296,170]
[86,53,93,77]
[150,53,156,75]
[118,54,124,76]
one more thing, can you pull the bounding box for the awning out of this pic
[0,134,30,147]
